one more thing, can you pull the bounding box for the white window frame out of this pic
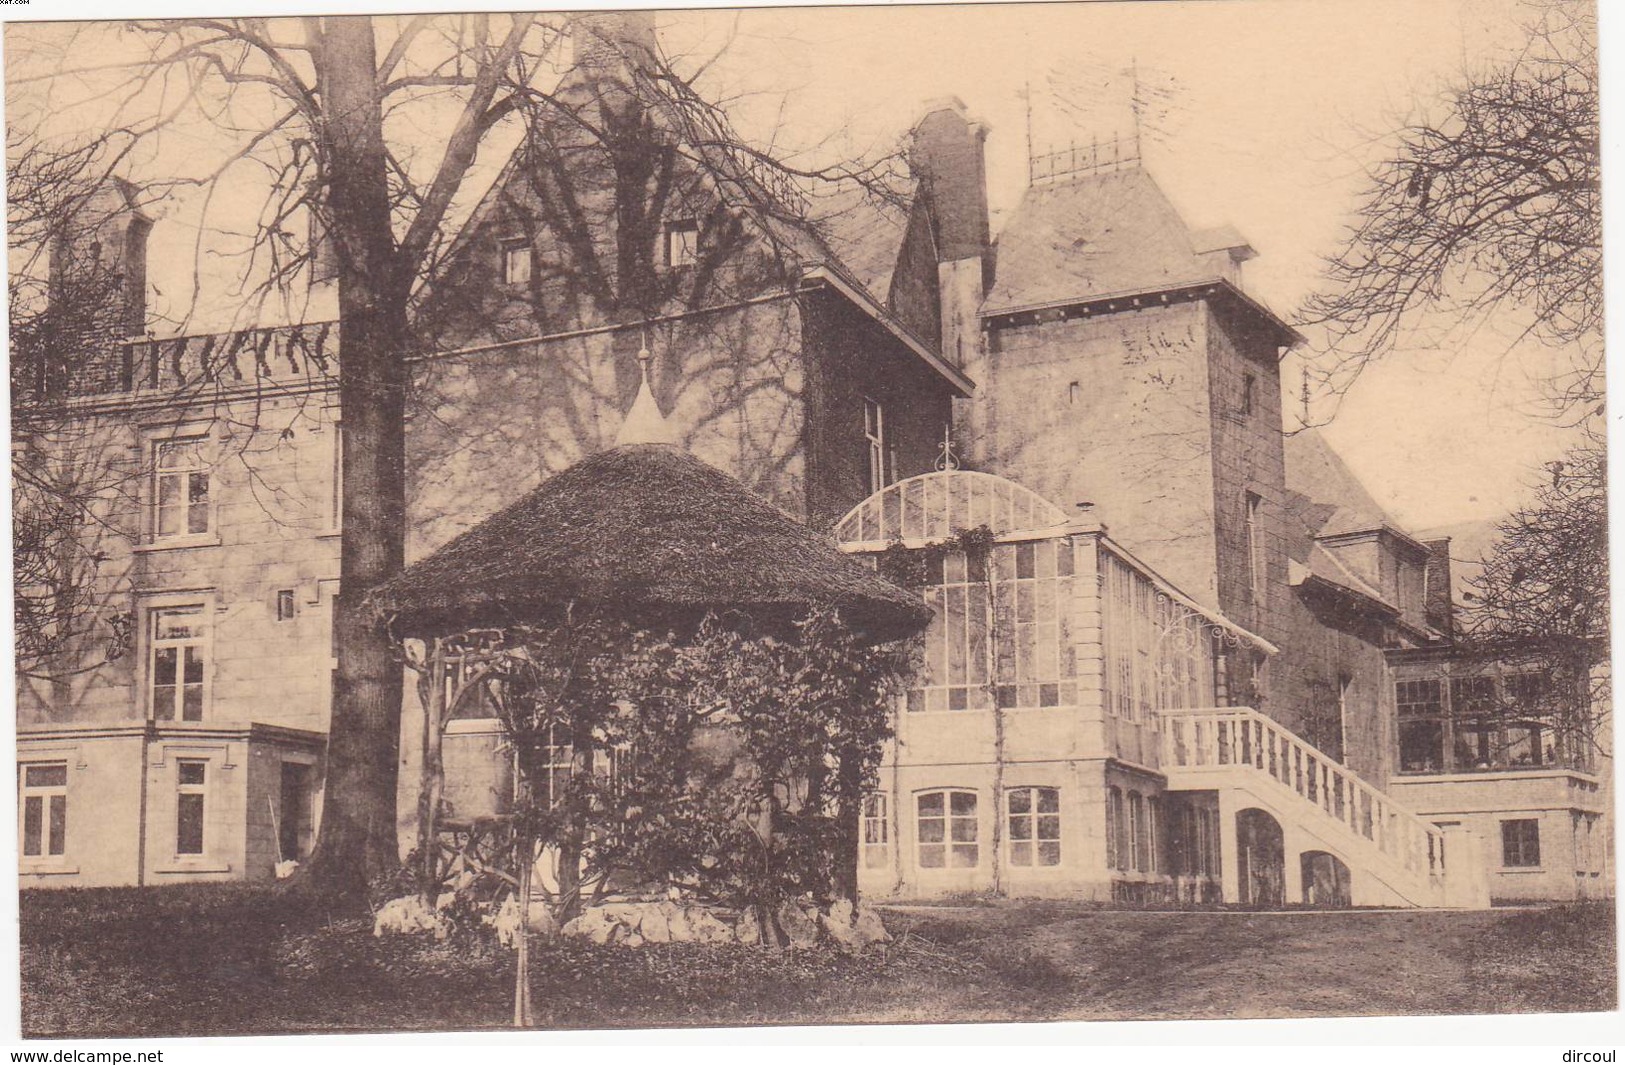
[864,396,888,495]
[19,761,69,862]
[1500,817,1541,869]
[150,434,214,544]
[916,788,978,870]
[147,599,213,722]
[666,220,698,267]
[175,758,208,856]
[501,238,533,285]
[1006,786,1061,868]
[862,792,890,870]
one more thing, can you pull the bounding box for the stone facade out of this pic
[14,17,1605,903]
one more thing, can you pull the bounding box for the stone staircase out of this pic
[1160,706,1490,908]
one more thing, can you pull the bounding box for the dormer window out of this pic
[666,220,698,267]
[501,238,532,285]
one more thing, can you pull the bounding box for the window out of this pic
[862,793,890,870]
[917,790,977,869]
[1127,790,1148,872]
[501,239,532,285]
[1396,678,1444,772]
[330,422,344,528]
[276,589,296,622]
[1450,675,1498,768]
[176,760,207,855]
[1244,492,1265,607]
[1241,373,1256,416]
[1147,796,1161,874]
[532,724,624,808]
[1106,786,1125,870]
[1501,818,1540,868]
[20,763,67,859]
[863,396,887,495]
[279,762,313,862]
[666,220,698,267]
[151,605,209,721]
[1007,787,1060,867]
[153,437,210,540]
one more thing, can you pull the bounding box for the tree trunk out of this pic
[834,747,861,905]
[514,837,534,1027]
[416,641,447,905]
[305,15,411,898]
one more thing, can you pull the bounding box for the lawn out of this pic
[18,885,1617,1037]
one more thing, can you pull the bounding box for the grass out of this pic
[18,885,1617,1037]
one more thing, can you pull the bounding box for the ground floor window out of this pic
[1127,791,1148,871]
[862,793,889,870]
[1500,818,1541,868]
[918,789,978,869]
[176,760,207,856]
[20,762,67,859]
[1006,787,1060,867]
[1106,786,1126,871]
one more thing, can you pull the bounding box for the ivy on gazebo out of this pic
[405,604,917,931]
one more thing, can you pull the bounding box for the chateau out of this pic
[15,13,1608,905]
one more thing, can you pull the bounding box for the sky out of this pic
[3,0,1596,535]
[666,0,1580,534]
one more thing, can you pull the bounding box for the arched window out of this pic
[917,789,978,869]
[1006,786,1061,867]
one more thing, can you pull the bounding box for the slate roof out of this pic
[982,167,1228,315]
[1282,429,1403,611]
[1283,429,1393,540]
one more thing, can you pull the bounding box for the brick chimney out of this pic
[35,179,151,397]
[1421,537,1456,638]
[908,98,990,373]
[909,98,991,463]
[47,179,150,337]
[570,9,658,76]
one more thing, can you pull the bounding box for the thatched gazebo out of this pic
[367,443,930,642]
[367,369,929,964]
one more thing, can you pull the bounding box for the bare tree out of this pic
[1298,0,1599,419]
[12,13,907,897]
[1457,432,1608,765]
[9,129,148,709]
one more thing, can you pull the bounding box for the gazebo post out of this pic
[416,637,448,906]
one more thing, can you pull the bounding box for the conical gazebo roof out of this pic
[368,445,931,641]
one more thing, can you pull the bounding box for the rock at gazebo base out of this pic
[371,891,892,951]
[557,898,892,951]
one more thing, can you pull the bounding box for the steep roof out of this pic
[367,444,933,641]
[983,167,1225,315]
[1281,428,1402,611]
[809,183,912,302]
[1282,429,1393,540]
